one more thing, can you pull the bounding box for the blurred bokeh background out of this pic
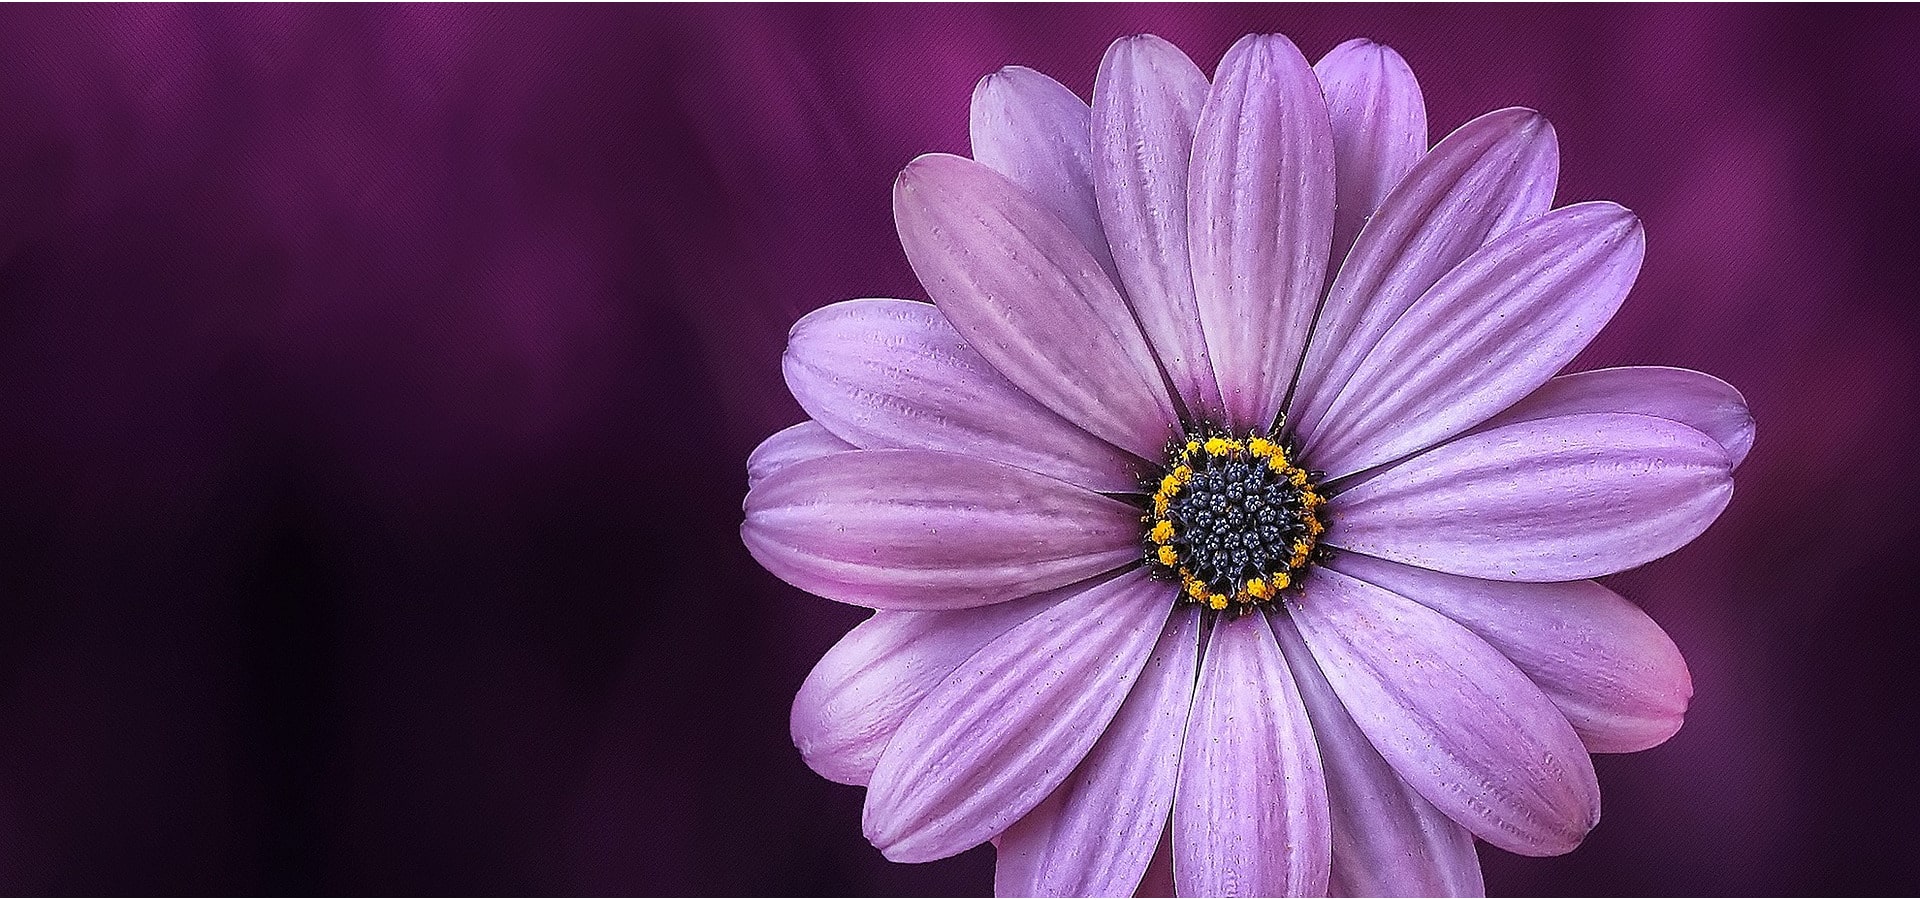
[0,3,1916,894]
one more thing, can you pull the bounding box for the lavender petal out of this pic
[1314,38,1428,276]
[1474,365,1755,469]
[971,66,1120,283]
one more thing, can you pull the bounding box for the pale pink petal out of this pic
[742,449,1140,609]
[971,66,1120,283]
[1291,108,1558,440]
[864,569,1176,862]
[791,587,1072,787]
[1476,365,1756,469]
[1092,34,1224,421]
[1175,610,1331,896]
[1290,567,1601,856]
[746,421,853,492]
[1269,614,1485,897]
[784,298,1146,492]
[1331,552,1693,754]
[1330,412,1734,582]
[994,606,1200,897]
[1314,38,1428,274]
[1307,201,1644,479]
[896,153,1180,459]
[1187,33,1336,432]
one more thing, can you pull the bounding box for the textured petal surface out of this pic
[1290,568,1601,856]
[994,606,1200,897]
[1093,34,1223,421]
[783,298,1145,492]
[1308,201,1644,478]
[1314,38,1428,274]
[1476,365,1756,469]
[742,449,1140,609]
[1269,614,1484,897]
[1331,412,1734,581]
[791,587,1070,787]
[971,66,1119,283]
[1291,108,1559,438]
[864,569,1175,863]
[1187,33,1335,432]
[1332,552,1693,754]
[746,421,853,492]
[896,153,1179,459]
[1175,610,1330,897]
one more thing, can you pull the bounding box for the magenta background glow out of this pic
[0,4,1916,894]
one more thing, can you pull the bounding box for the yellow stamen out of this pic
[1203,436,1235,456]
[1150,520,1175,543]
[1207,593,1229,610]
[1247,437,1276,458]
[1270,571,1291,590]
[1246,577,1271,600]
[1156,545,1179,566]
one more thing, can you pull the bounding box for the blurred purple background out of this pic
[0,3,1916,894]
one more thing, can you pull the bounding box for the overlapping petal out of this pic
[971,66,1120,283]
[895,153,1180,459]
[742,449,1140,609]
[864,569,1176,862]
[1187,33,1335,433]
[994,606,1200,897]
[1093,34,1222,421]
[1269,615,1485,897]
[791,587,1071,787]
[1331,412,1734,581]
[1175,611,1330,897]
[1314,38,1428,275]
[745,420,853,492]
[1290,568,1602,856]
[1291,108,1559,439]
[1331,552,1693,754]
[783,298,1145,492]
[1477,365,1755,469]
[1307,201,1644,478]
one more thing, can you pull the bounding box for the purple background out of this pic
[0,3,1916,895]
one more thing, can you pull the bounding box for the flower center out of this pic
[1143,429,1327,611]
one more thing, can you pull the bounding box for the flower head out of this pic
[744,32,1752,897]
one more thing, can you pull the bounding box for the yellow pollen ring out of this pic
[1146,429,1327,612]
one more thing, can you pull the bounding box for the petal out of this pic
[971,66,1120,283]
[995,606,1200,897]
[742,449,1141,609]
[783,298,1146,492]
[1289,567,1602,856]
[1092,34,1224,421]
[1314,38,1428,274]
[746,421,853,492]
[1330,552,1693,754]
[1188,33,1336,432]
[1291,108,1559,440]
[1174,610,1330,897]
[864,569,1176,862]
[1269,614,1485,897]
[1307,201,1644,478]
[1330,412,1734,581]
[1476,365,1755,470]
[792,587,1071,787]
[896,153,1180,459]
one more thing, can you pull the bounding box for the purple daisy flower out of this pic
[743,32,1752,897]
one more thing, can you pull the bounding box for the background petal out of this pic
[1475,365,1756,469]
[1290,568,1601,856]
[1174,611,1331,897]
[1331,552,1693,754]
[971,66,1120,283]
[1306,201,1645,478]
[1331,412,1735,581]
[864,569,1175,863]
[746,421,853,492]
[784,298,1145,492]
[1187,33,1336,432]
[742,449,1141,609]
[895,153,1180,459]
[1314,38,1428,276]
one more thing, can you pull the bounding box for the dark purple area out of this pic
[0,3,1916,895]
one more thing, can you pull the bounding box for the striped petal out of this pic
[971,66,1119,282]
[1314,38,1428,274]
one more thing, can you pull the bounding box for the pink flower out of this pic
[744,32,1751,897]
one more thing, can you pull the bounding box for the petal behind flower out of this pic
[864,569,1177,863]
[1187,33,1336,433]
[1330,412,1734,582]
[746,420,853,492]
[971,66,1121,285]
[1475,365,1756,469]
[895,153,1180,459]
[1314,38,1428,277]
[1290,567,1602,857]
[1175,610,1331,897]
